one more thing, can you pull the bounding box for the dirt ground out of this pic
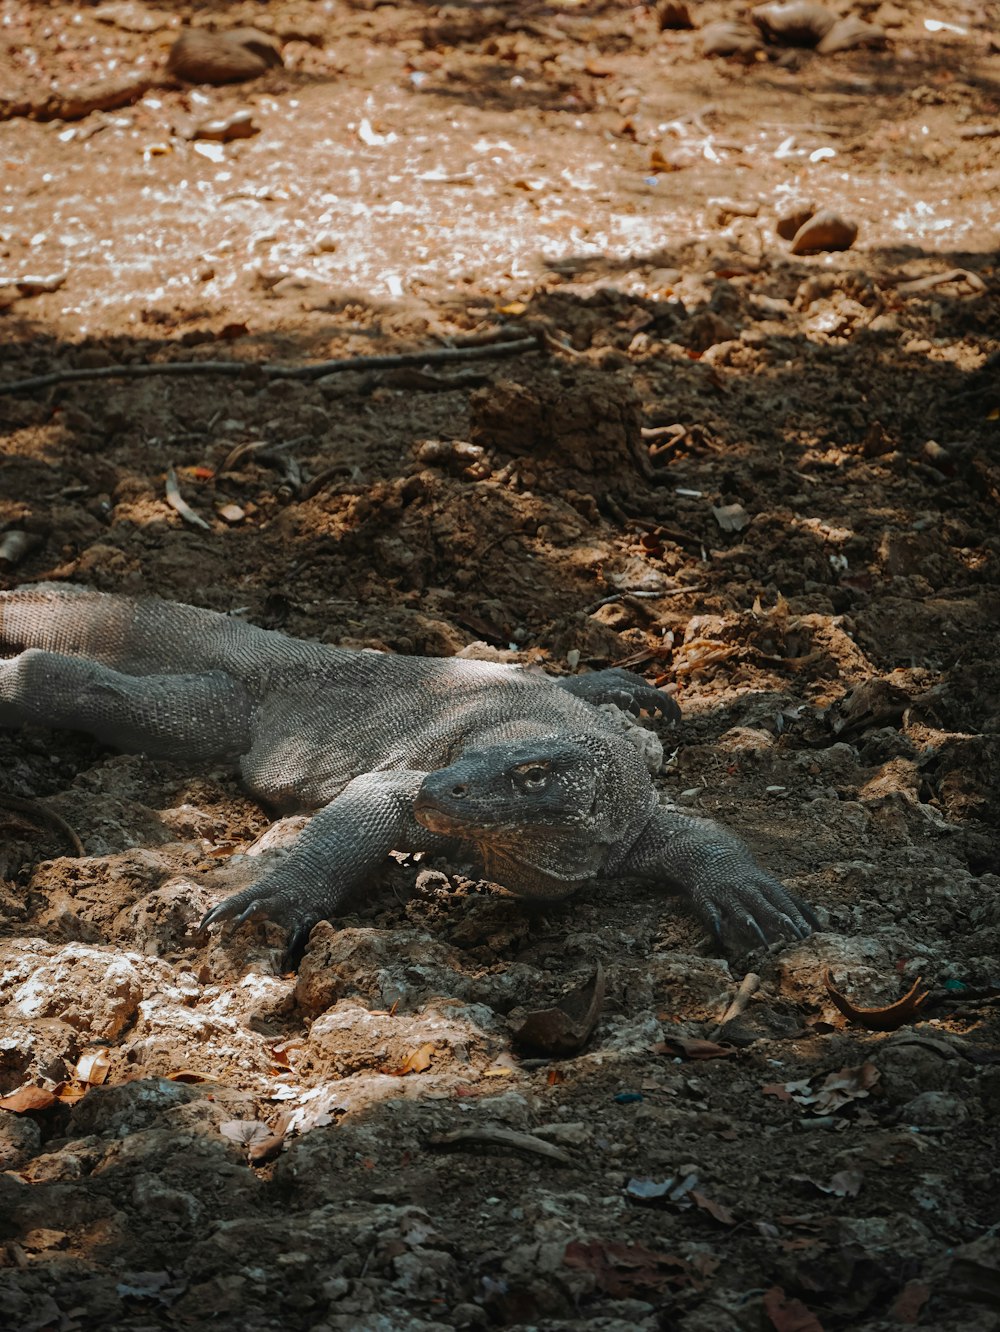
[1,1,999,1329]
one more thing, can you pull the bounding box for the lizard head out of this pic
[412,736,653,898]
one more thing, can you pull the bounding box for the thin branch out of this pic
[708,972,760,1040]
[0,333,540,396]
[0,793,86,857]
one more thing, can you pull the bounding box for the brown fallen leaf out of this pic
[512,963,604,1057]
[690,1189,737,1226]
[763,1062,880,1114]
[52,1082,89,1105]
[388,1041,436,1076]
[220,1119,274,1148]
[75,1050,112,1085]
[653,1035,740,1060]
[0,1084,58,1113]
[791,1168,863,1197]
[763,1284,826,1331]
[890,1279,931,1324]
[564,1238,710,1298]
[824,971,930,1031]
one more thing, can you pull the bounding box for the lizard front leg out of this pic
[556,667,681,722]
[199,770,452,963]
[616,805,819,950]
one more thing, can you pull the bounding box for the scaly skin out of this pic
[0,586,818,963]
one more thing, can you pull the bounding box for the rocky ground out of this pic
[1,1,999,1329]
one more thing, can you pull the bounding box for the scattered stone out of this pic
[712,502,751,533]
[657,1,693,31]
[752,1,835,47]
[34,74,154,120]
[190,109,258,143]
[776,201,816,241]
[790,210,858,254]
[700,20,762,57]
[712,199,760,224]
[94,1,174,32]
[817,16,887,54]
[216,503,246,525]
[0,530,43,566]
[0,1109,42,1170]
[268,274,333,309]
[900,1090,970,1127]
[5,273,68,296]
[416,439,487,473]
[11,946,146,1040]
[167,28,284,85]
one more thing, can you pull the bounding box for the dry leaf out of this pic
[512,963,605,1056]
[0,1084,58,1113]
[53,1081,89,1105]
[763,1284,826,1332]
[690,1189,737,1225]
[389,1042,436,1076]
[564,1239,703,1298]
[220,1119,275,1147]
[654,1036,739,1060]
[75,1050,112,1085]
[824,971,930,1031]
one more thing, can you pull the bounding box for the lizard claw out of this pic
[691,873,819,953]
[199,884,296,935]
[199,880,325,969]
[706,904,725,945]
[558,669,681,723]
[743,915,770,948]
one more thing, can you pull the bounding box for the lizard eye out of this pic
[514,763,549,791]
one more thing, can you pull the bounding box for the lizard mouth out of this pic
[412,795,466,835]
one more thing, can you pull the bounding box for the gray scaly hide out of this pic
[0,586,818,962]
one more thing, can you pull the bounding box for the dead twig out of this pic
[584,586,702,613]
[708,972,760,1040]
[165,466,211,531]
[0,333,540,396]
[0,794,85,857]
[427,1126,573,1165]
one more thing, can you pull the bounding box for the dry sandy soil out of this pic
[1,1,999,1329]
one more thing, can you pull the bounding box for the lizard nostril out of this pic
[450,783,468,799]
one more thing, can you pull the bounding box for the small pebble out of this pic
[190,110,258,143]
[657,1,693,30]
[790,211,858,254]
[167,27,283,85]
[700,20,762,57]
[752,1,834,47]
[776,202,816,240]
[817,16,886,53]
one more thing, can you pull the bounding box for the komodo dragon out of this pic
[0,585,818,960]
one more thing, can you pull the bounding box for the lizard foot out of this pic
[199,885,318,968]
[697,872,820,952]
[559,668,681,722]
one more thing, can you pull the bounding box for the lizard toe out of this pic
[743,914,770,947]
[282,921,316,971]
